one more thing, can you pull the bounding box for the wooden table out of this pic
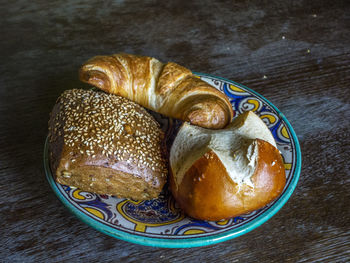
[1,0,349,262]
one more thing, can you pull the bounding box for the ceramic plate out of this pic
[44,73,301,248]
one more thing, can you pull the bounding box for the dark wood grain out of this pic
[1,0,349,262]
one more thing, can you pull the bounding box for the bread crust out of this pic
[170,139,286,221]
[79,53,234,129]
[48,89,167,200]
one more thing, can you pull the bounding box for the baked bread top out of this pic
[169,111,286,220]
[48,89,167,199]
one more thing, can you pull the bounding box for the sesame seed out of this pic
[52,89,167,176]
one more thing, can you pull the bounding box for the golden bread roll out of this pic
[169,111,286,220]
[48,89,167,200]
[79,53,233,129]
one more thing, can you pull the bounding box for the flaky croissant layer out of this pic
[79,53,234,129]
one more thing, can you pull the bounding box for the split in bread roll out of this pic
[48,89,167,200]
[79,53,234,129]
[169,111,286,220]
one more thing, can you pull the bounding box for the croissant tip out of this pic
[78,68,110,92]
[78,70,91,85]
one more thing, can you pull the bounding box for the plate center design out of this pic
[119,190,182,224]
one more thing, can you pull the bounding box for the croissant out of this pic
[79,53,233,129]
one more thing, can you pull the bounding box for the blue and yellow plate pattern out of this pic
[44,73,301,248]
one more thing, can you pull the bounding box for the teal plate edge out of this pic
[44,72,302,248]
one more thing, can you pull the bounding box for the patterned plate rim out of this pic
[44,72,302,248]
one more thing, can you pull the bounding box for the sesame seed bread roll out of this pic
[48,89,167,200]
